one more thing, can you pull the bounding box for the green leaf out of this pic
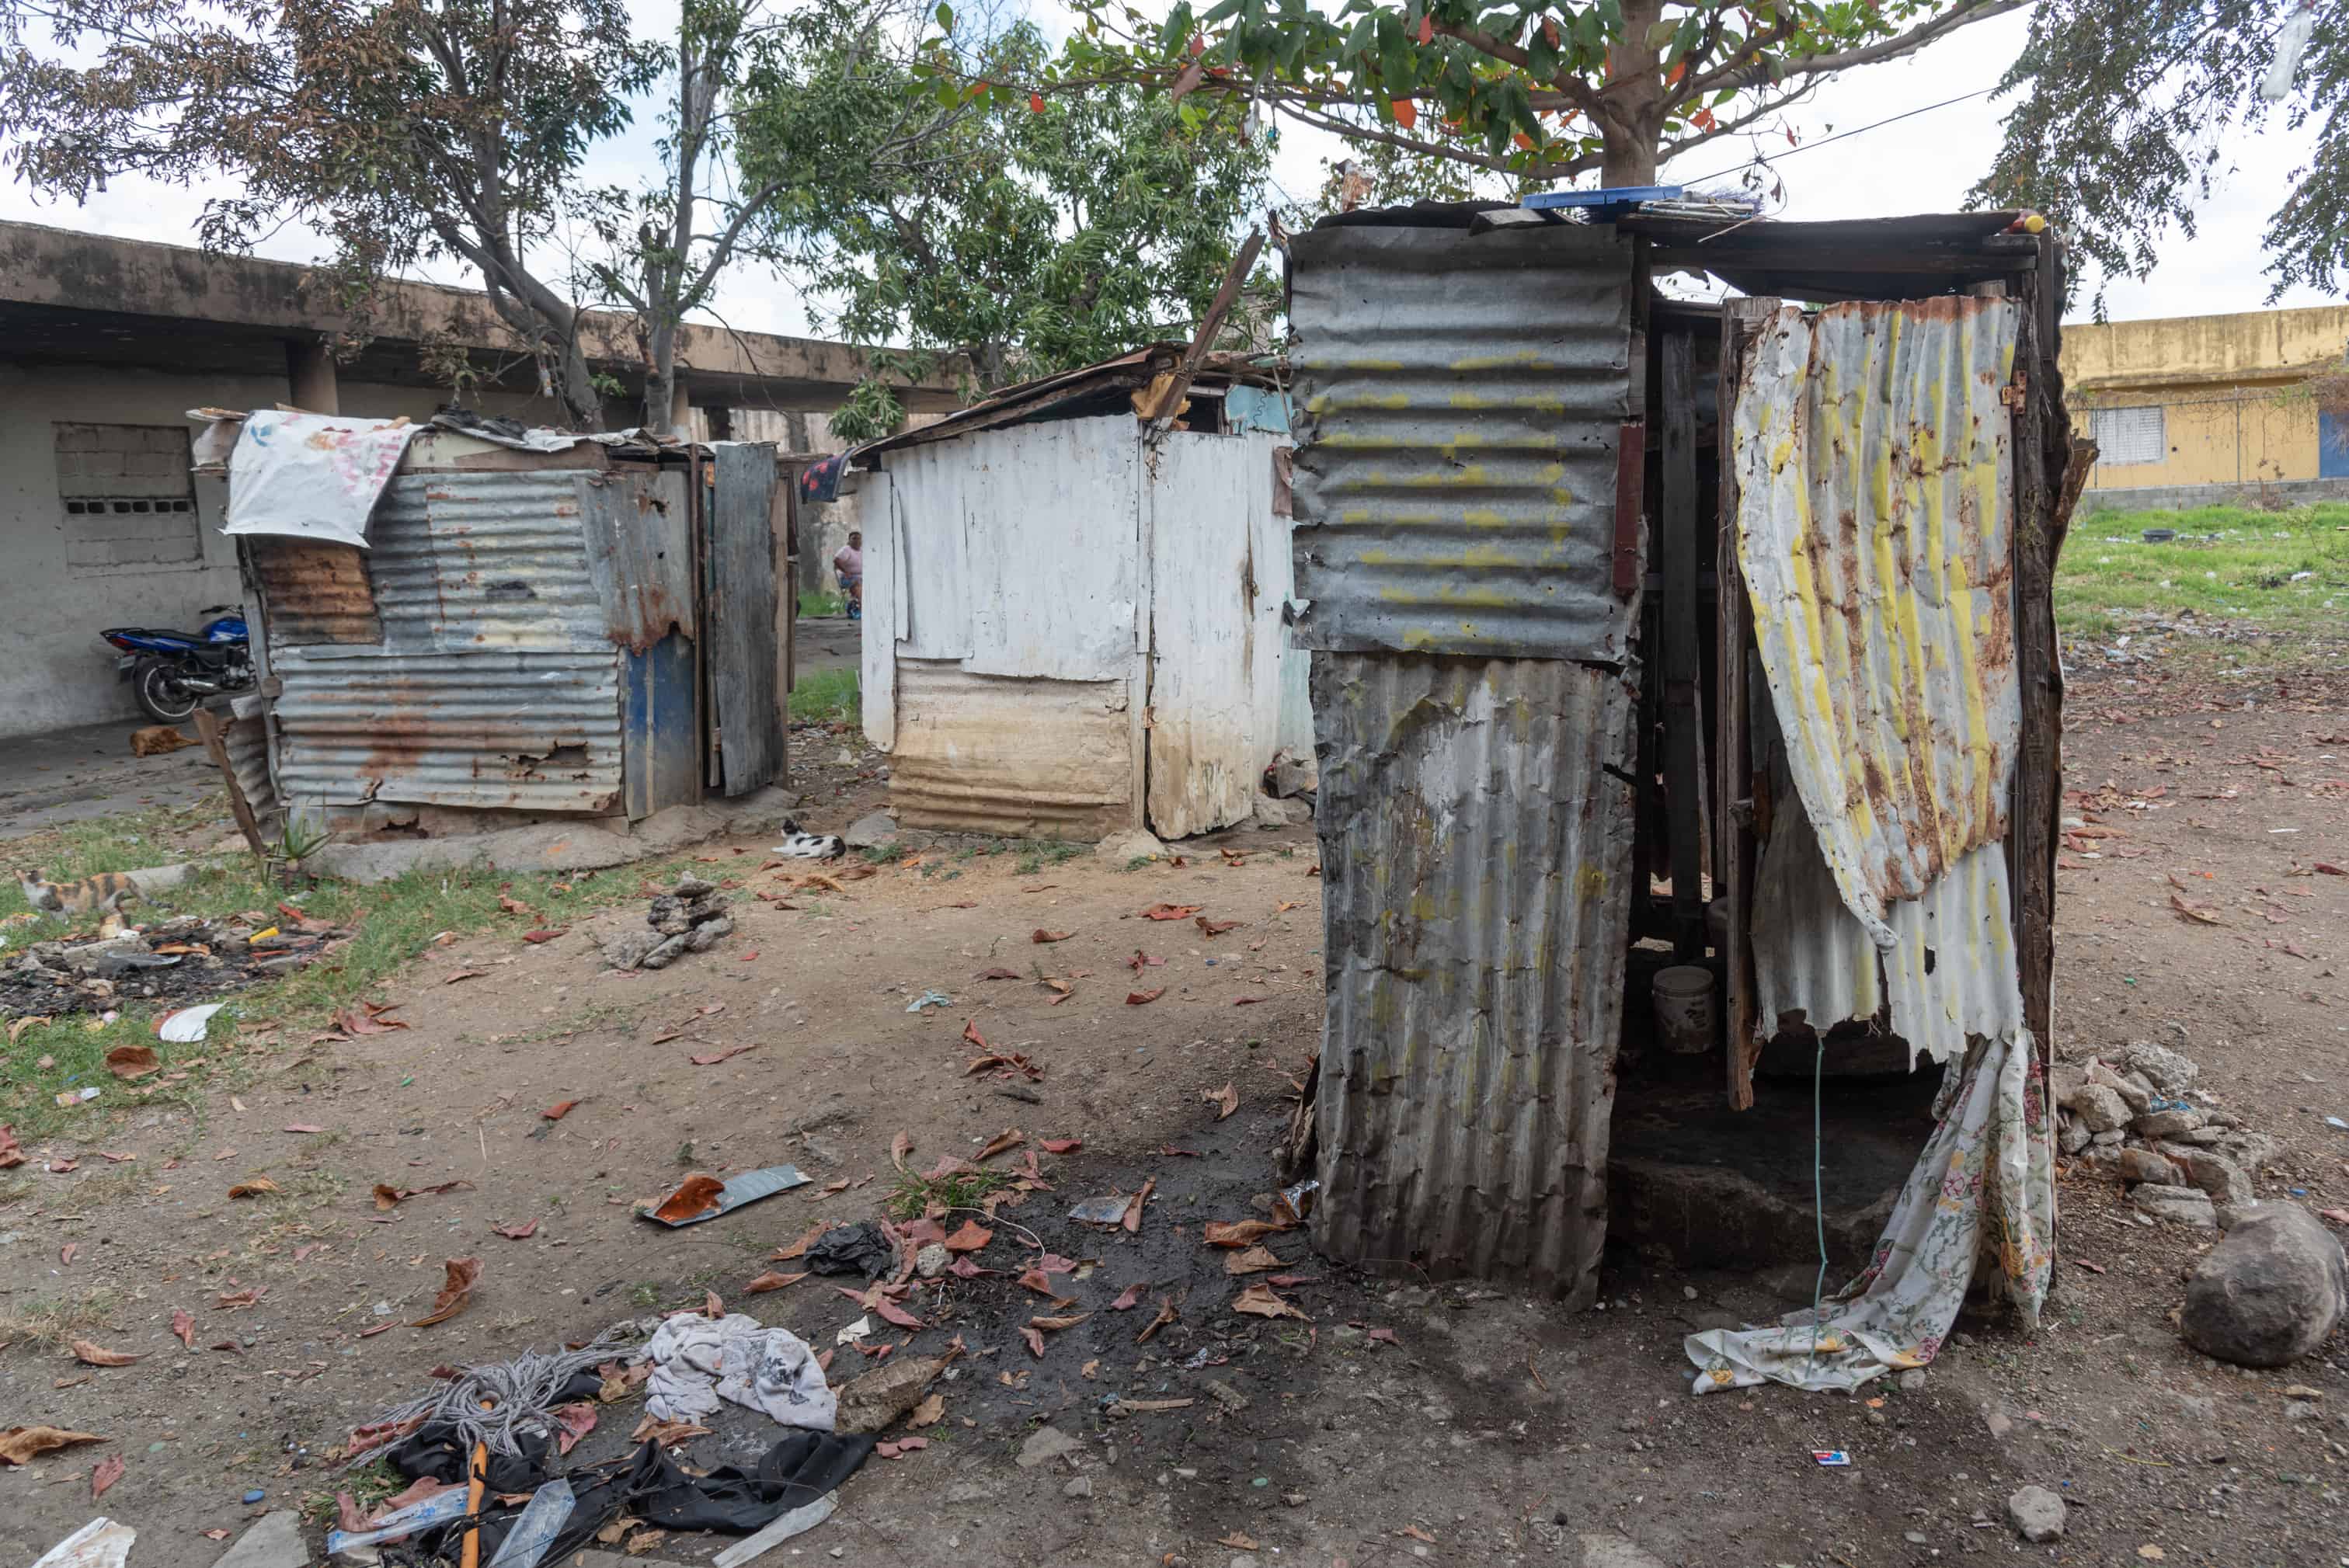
[934,2,953,30]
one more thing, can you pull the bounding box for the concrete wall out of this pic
[2076,475,2349,515]
[2072,383,2321,492]
[0,362,542,737]
[2061,304,2349,390]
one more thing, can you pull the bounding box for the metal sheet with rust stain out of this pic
[1732,296,2020,947]
[578,468,695,653]
[887,659,1132,840]
[246,540,381,645]
[1309,653,1638,1304]
[263,469,622,813]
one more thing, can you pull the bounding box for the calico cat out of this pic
[16,867,141,921]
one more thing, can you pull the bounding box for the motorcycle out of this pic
[99,606,254,725]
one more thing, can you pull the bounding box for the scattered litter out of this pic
[30,1518,134,1568]
[54,1086,101,1107]
[806,1222,894,1278]
[641,1314,836,1430]
[904,989,952,1013]
[484,1477,574,1568]
[836,1316,872,1347]
[157,1003,224,1043]
[240,1488,266,1504]
[324,1487,472,1556]
[1812,1450,1852,1466]
[711,1495,837,1568]
[2325,1117,2347,1132]
[1067,1196,1129,1226]
[639,1165,810,1228]
[1275,1178,1321,1223]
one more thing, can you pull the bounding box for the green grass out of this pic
[2,843,708,1142]
[1012,840,1084,877]
[2057,502,2349,655]
[798,589,848,618]
[788,666,860,724]
[884,1163,1012,1219]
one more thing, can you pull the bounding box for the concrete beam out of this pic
[0,219,962,409]
[285,336,339,412]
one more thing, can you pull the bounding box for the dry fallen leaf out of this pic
[687,1044,758,1066]
[89,1452,125,1500]
[1224,1244,1284,1276]
[542,1099,580,1121]
[943,1220,994,1253]
[103,1044,160,1080]
[0,1426,106,1465]
[908,1392,945,1429]
[443,968,485,985]
[492,1219,539,1240]
[1202,1219,1289,1247]
[71,1340,142,1367]
[1122,1176,1154,1233]
[1232,1284,1310,1321]
[772,1222,830,1261]
[1032,928,1074,944]
[2167,892,2222,926]
[744,1270,806,1294]
[1140,903,1202,921]
[1126,986,1166,1006]
[227,1177,280,1199]
[1203,1082,1239,1120]
[976,1128,1025,1162]
[170,1310,195,1349]
[890,1130,914,1170]
[1039,1137,1082,1154]
[409,1257,482,1327]
[1220,1531,1260,1551]
[1136,1295,1178,1344]
[498,894,531,916]
[1195,916,1241,936]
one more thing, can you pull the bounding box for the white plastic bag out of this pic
[2262,2,2316,103]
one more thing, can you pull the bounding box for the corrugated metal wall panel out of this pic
[1286,224,1637,662]
[1734,297,2020,946]
[956,419,1140,681]
[889,659,1133,840]
[1310,653,1637,1303]
[263,469,623,813]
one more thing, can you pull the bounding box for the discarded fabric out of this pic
[805,1220,893,1278]
[905,989,953,1013]
[640,1312,837,1431]
[30,1518,134,1568]
[223,410,419,548]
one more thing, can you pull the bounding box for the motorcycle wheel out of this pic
[133,659,200,725]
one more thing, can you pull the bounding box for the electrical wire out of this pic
[1678,86,2000,189]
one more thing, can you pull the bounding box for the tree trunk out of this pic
[553,337,604,432]
[646,319,680,437]
[1600,130,1660,188]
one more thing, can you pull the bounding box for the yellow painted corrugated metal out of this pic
[1734,297,2020,950]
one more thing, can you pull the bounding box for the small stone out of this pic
[2135,1107,2205,1139]
[1095,828,1168,865]
[2090,1128,2126,1146]
[1683,1285,1698,1301]
[670,874,716,899]
[915,1243,949,1279]
[2283,1385,2322,1399]
[1898,1369,1928,1392]
[2058,1115,2091,1156]
[2160,1146,2253,1207]
[2113,1147,2180,1184]
[2007,1485,2067,1542]
[2071,1083,2132,1132]
[2090,1061,2152,1114]
[2123,1040,2199,1094]
[1904,1531,1930,1545]
[1018,1425,1084,1469]
[2284,1401,2321,1422]
[1983,1409,2015,1441]
[1063,1476,1094,1498]
[2134,1184,2218,1227]
[1282,1492,1307,1507]
[2177,1126,2229,1147]
[2049,1062,2087,1109]
[600,929,662,971]
[844,811,897,849]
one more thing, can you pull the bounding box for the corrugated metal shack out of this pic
[837,346,1311,841]
[1287,204,2080,1329]
[221,420,793,833]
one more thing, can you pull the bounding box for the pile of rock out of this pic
[2051,1038,2278,1229]
[601,874,733,972]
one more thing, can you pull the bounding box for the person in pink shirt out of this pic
[832,531,862,620]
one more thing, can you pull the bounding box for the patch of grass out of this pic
[1,797,234,902]
[788,667,860,724]
[798,589,847,618]
[0,1288,121,1351]
[1,853,707,1140]
[629,1281,662,1308]
[2057,502,2349,656]
[856,843,902,865]
[1012,840,1084,877]
[884,1163,1011,1219]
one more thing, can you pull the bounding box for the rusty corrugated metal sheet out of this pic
[246,540,381,645]
[889,659,1133,839]
[221,697,278,826]
[1310,653,1637,1303]
[1285,223,1636,662]
[1733,297,2020,949]
[263,470,622,812]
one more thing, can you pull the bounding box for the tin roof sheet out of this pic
[1284,223,1637,662]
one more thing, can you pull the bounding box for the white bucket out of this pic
[1651,965,1717,1055]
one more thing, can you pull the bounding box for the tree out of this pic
[1977,0,2347,309]
[1050,0,2027,189]
[1,0,661,426]
[736,2,1273,439]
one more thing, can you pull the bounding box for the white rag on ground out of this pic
[639,1312,836,1431]
[221,409,419,548]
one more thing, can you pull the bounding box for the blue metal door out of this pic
[2320,409,2349,478]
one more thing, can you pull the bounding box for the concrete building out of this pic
[2061,303,2349,509]
[0,220,959,736]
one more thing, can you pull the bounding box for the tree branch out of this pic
[1706,0,2028,94]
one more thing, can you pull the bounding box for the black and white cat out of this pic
[770,819,847,860]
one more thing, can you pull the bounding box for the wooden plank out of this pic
[1659,329,1704,961]
[193,704,269,859]
[1717,295,1778,1111]
[710,443,784,796]
[2009,237,2071,1055]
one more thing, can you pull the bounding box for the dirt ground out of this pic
[5,648,2348,1568]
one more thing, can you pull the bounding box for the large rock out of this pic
[1095,828,1167,866]
[2180,1205,2349,1367]
[2089,1061,2152,1115]
[2135,1107,2204,1139]
[602,929,663,971]
[2112,1147,2180,1184]
[2159,1145,2253,1208]
[2133,1184,2217,1227]
[2123,1040,2198,1095]
[844,811,897,850]
[2058,1115,2091,1156]
[2069,1083,2132,1133]
[2006,1486,2066,1543]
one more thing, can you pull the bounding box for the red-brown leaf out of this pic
[498,894,531,916]
[170,1309,195,1348]
[551,1402,597,1456]
[974,967,1022,980]
[1020,1326,1047,1358]
[1195,916,1241,936]
[1110,1281,1146,1310]
[1232,1283,1310,1321]
[1122,1177,1154,1233]
[1126,987,1165,1005]
[492,1219,538,1240]
[542,1099,579,1121]
[1140,903,1202,920]
[1202,1219,1289,1247]
[1032,928,1074,944]
[962,1018,991,1050]
[1203,1081,1238,1120]
[443,968,485,985]
[89,1452,125,1500]
[943,1220,994,1253]
[687,1044,757,1066]
[1039,1137,1082,1154]
[976,1128,1025,1162]
[72,1339,141,1367]
[744,1270,806,1294]
[409,1257,482,1327]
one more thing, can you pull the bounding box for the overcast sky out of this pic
[1,5,2332,339]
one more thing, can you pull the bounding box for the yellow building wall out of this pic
[2061,304,2347,491]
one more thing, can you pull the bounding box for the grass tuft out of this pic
[2057,502,2349,661]
[788,667,860,724]
[884,1163,1012,1219]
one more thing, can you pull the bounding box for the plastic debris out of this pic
[158,1002,226,1043]
[1811,1450,1852,1467]
[54,1086,101,1107]
[485,1476,575,1568]
[638,1165,810,1228]
[904,990,952,1013]
[323,1486,472,1554]
[241,1488,266,1503]
[31,1518,134,1568]
[712,1493,837,1568]
[806,1221,893,1278]
[1067,1196,1129,1226]
[836,1316,873,1347]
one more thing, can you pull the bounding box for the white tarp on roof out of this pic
[222,410,419,548]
